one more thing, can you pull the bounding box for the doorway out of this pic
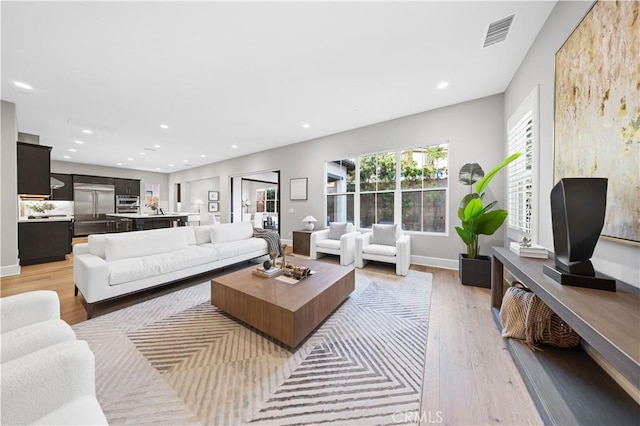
[230,171,280,234]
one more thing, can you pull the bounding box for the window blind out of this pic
[507,87,538,242]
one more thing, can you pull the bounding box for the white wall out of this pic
[185,177,220,213]
[1,101,20,276]
[170,94,505,267]
[505,0,639,287]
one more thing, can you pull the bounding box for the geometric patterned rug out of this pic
[73,268,432,425]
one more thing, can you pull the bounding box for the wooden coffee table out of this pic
[211,259,355,347]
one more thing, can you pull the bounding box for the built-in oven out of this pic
[116,195,140,214]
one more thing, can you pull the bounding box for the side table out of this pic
[292,230,314,256]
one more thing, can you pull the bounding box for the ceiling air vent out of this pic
[483,13,516,47]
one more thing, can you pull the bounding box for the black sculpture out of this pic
[543,178,616,291]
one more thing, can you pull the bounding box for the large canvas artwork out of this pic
[554,0,640,244]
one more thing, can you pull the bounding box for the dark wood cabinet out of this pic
[18,220,73,265]
[50,173,73,200]
[293,230,314,256]
[17,142,52,196]
[115,178,140,197]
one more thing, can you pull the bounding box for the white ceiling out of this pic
[1,1,556,173]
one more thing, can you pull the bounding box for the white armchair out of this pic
[310,222,359,266]
[356,224,411,276]
[0,291,108,425]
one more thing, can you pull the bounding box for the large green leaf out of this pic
[463,198,484,222]
[475,152,521,194]
[458,193,480,220]
[455,226,472,245]
[458,163,484,186]
[475,209,508,236]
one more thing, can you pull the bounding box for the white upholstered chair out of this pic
[310,222,359,265]
[0,291,108,425]
[356,224,411,276]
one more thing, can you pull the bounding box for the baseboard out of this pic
[281,238,292,246]
[0,263,21,277]
[411,255,458,270]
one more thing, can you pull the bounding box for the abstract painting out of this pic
[554,0,640,243]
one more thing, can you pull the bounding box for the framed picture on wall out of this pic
[208,202,219,212]
[208,191,219,201]
[290,177,307,200]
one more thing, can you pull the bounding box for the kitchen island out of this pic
[106,213,189,231]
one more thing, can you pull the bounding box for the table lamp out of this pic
[194,199,204,214]
[302,215,317,231]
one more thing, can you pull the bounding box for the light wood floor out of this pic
[0,243,542,425]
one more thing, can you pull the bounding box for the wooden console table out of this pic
[491,247,639,425]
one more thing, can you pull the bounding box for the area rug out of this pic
[73,268,432,425]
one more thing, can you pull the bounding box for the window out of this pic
[326,144,448,233]
[255,186,278,213]
[359,152,396,226]
[400,146,448,232]
[507,86,539,242]
[326,159,355,225]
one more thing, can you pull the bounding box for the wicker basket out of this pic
[501,282,581,349]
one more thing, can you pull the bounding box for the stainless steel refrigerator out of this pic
[74,183,115,236]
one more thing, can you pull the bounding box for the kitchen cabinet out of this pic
[18,220,73,265]
[50,173,73,200]
[115,178,140,197]
[17,142,52,196]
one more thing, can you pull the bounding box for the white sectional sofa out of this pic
[73,222,269,318]
[1,291,108,425]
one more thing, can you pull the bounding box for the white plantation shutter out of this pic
[507,87,538,241]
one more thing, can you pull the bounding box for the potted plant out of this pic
[28,201,56,217]
[455,153,521,287]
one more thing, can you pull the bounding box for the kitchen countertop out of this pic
[18,215,74,223]
[106,213,189,219]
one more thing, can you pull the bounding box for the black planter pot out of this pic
[459,253,492,288]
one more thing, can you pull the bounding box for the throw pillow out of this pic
[372,224,397,246]
[328,222,348,240]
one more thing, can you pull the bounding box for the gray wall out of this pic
[505,0,639,288]
[51,161,170,212]
[1,101,20,276]
[170,94,505,268]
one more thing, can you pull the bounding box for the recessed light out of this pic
[116,162,123,166]
[82,129,93,134]
[437,81,449,89]
[156,168,161,171]
[14,81,33,90]
[63,155,71,159]
[303,123,310,128]
[154,144,161,148]
[183,159,189,163]
[169,164,174,167]
[160,124,169,129]
[74,140,84,145]
[68,148,76,152]
[231,145,238,149]
[127,158,133,161]
[139,152,146,156]
[200,154,206,158]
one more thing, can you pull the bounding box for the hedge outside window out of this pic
[400,145,448,232]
